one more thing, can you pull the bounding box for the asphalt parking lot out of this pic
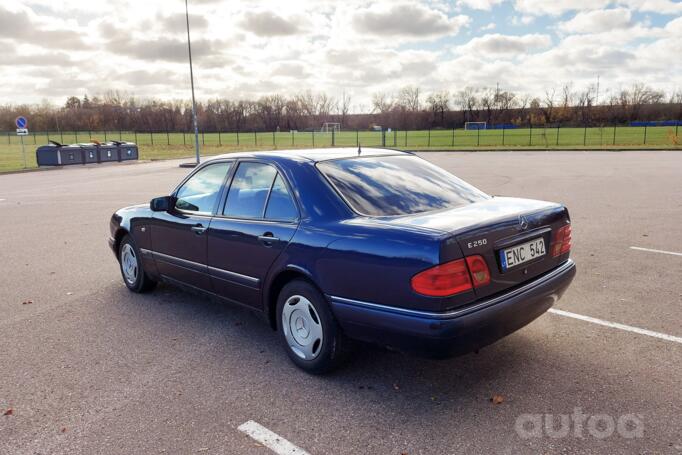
[1,150,681,455]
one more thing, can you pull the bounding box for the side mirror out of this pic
[150,196,173,212]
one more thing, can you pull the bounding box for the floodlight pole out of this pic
[185,0,200,164]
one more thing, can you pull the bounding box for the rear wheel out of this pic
[277,280,350,374]
[119,235,157,293]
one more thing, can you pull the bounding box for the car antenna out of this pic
[357,143,362,155]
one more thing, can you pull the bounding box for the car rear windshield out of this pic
[317,155,489,216]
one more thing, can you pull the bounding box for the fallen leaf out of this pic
[61,427,67,433]
[490,394,504,405]
[197,448,209,452]
[3,408,13,416]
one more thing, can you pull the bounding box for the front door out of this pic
[151,161,233,291]
[208,162,299,308]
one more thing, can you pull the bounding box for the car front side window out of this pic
[175,162,232,214]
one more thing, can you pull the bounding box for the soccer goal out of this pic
[321,122,341,133]
[464,122,487,130]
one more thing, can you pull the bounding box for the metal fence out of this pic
[2,123,681,149]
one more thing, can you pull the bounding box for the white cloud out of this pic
[456,33,552,55]
[511,15,535,26]
[514,0,611,16]
[457,0,506,11]
[619,0,682,14]
[558,8,633,34]
[240,11,304,36]
[352,3,470,39]
[515,0,682,16]
[0,0,679,107]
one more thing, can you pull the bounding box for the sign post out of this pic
[15,116,28,168]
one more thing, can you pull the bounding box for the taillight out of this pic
[411,255,491,297]
[551,224,572,257]
[465,255,491,287]
[411,259,472,297]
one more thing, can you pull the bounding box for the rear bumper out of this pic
[329,259,576,358]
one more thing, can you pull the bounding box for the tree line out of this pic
[2,83,681,133]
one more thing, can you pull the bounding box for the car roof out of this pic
[206,147,410,164]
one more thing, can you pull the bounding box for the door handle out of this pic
[191,224,207,235]
[258,232,280,246]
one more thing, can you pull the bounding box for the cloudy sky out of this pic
[1,0,680,110]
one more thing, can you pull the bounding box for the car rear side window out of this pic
[317,155,489,216]
[264,174,297,221]
[175,162,232,213]
[224,162,278,218]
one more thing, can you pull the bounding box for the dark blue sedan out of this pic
[109,148,575,373]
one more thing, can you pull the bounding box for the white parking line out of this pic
[238,420,311,455]
[549,309,682,345]
[630,246,682,257]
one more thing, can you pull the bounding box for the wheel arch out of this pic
[265,265,322,331]
[113,227,130,258]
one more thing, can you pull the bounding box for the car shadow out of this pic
[115,282,547,396]
[108,279,662,447]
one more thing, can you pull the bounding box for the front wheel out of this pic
[119,235,157,293]
[277,280,351,374]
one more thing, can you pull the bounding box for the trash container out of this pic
[36,141,63,166]
[35,140,139,166]
[58,145,84,165]
[98,143,120,162]
[115,141,139,161]
[81,144,99,163]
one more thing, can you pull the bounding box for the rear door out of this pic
[150,161,233,291]
[207,161,299,308]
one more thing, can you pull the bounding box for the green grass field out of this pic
[1,126,679,173]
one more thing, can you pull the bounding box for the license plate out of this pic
[500,237,546,271]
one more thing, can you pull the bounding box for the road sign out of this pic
[15,120,29,168]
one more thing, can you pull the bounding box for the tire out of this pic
[118,235,157,293]
[276,279,351,374]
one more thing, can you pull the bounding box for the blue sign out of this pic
[15,116,27,129]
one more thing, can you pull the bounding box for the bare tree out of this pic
[455,87,478,124]
[371,92,394,114]
[340,91,352,126]
[479,88,496,124]
[576,86,595,124]
[541,89,556,124]
[426,91,449,126]
[397,86,420,112]
[495,90,517,121]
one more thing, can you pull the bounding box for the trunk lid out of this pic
[377,197,571,305]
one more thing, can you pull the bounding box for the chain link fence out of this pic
[1,123,680,172]
[3,123,680,149]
